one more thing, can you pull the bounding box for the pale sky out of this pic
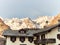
[0,0,60,19]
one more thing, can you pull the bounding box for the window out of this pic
[41,34,45,45]
[58,44,60,45]
[19,37,25,43]
[36,36,39,39]
[58,25,60,32]
[42,44,45,45]
[10,36,16,42]
[20,44,26,45]
[58,27,60,32]
[41,34,45,39]
[28,37,33,43]
[19,30,26,34]
[57,34,60,40]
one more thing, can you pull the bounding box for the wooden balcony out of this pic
[34,39,56,44]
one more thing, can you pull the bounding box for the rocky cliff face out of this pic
[3,16,54,30]
[19,18,36,29]
[4,16,54,30]
[48,14,60,26]
[4,18,37,30]
[34,16,54,28]
[0,14,60,31]
[0,14,59,45]
[0,18,9,37]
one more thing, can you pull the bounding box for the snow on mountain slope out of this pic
[0,18,9,37]
[1,14,59,30]
[34,16,54,28]
[4,18,37,30]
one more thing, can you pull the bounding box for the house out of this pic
[2,20,60,45]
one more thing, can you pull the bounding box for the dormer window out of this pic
[10,36,16,42]
[19,29,26,34]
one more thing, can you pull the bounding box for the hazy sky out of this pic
[0,0,60,19]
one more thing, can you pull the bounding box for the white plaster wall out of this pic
[45,27,60,45]
[6,37,35,45]
[6,28,60,45]
[39,27,60,45]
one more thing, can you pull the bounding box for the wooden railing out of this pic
[34,39,56,44]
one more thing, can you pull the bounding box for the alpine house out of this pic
[2,20,60,45]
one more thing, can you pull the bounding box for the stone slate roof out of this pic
[2,28,42,37]
[2,23,60,37]
[35,23,60,35]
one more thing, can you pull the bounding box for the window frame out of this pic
[28,37,33,43]
[10,36,16,42]
[57,34,60,40]
[19,37,25,43]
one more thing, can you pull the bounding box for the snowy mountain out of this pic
[0,14,60,37]
[0,14,60,30]
[3,16,54,30]
[34,16,54,28]
[48,14,60,26]
[4,17,40,30]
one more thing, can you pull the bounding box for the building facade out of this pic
[2,23,60,45]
